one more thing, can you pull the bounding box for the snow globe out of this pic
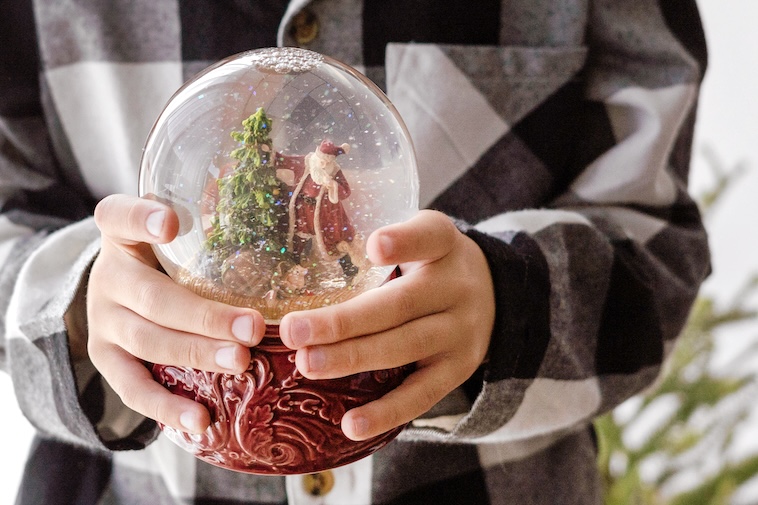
[138,47,419,474]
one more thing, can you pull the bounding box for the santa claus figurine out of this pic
[276,139,359,277]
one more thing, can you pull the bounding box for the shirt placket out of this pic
[284,456,373,505]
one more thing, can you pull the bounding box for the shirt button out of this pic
[302,470,335,496]
[290,9,319,45]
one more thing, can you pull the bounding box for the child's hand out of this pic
[279,210,496,441]
[86,195,266,434]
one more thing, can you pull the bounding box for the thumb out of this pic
[94,194,180,247]
[366,210,459,267]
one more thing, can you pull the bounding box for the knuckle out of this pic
[95,195,142,240]
[409,330,433,360]
[198,304,220,338]
[410,369,448,412]
[454,270,476,294]
[125,198,146,234]
[438,212,459,236]
[87,339,105,368]
[345,344,363,371]
[426,210,459,242]
[93,195,116,229]
[393,289,418,318]
[135,282,164,318]
[456,343,486,368]
[122,322,151,358]
[139,393,164,424]
[116,381,143,413]
[383,403,408,430]
[418,382,444,411]
[328,311,350,341]
[184,339,205,369]
[456,353,482,380]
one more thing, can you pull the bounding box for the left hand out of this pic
[279,210,496,440]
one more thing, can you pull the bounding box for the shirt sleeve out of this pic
[402,0,710,446]
[0,0,158,452]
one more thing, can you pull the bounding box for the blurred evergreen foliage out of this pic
[596,147,758,504]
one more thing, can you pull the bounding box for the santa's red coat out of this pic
[276,153,355,255]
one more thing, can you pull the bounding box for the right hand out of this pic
[87,194,266,433]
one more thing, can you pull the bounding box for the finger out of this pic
[92,343,211,433]
[105,260,265,345]
[94,194,179,245]
[340,361,465,441]
[294,312,456,379]
[279,269,454,348]
[100,305,252,374]
[366,209,459,266]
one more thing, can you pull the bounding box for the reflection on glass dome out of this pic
[139,47,419,322]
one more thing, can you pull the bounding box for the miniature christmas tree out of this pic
[203,108,294,297]
[205,108,289,261]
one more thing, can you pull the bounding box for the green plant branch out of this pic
[597,147,758,503]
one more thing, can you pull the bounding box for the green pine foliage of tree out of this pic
[205,108,290,262]
[596,147,758,504]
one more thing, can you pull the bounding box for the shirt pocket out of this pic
[385,43,587,207]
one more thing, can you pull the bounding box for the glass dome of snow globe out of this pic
[138,47,419,475]
[139,47,418,321]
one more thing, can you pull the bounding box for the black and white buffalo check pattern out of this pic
[1,0,710,503]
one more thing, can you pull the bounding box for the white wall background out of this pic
[691,0,758,300]
[690,0,758,385]
[1,1,756,503]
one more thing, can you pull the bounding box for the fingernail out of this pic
[146,210,165,237]
[232,315,253,343]
[215,346,238,370]
[180,410,205,433]
[289,318,311,347]
[351,415,369,439]
[306,348,326,372]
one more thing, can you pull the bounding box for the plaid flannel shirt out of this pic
[1,0,710,503]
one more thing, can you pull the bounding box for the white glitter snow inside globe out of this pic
[138,47,419,322]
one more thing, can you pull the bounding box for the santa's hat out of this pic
[318,140,350,156]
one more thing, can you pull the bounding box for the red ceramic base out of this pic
[152,325,410,475]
